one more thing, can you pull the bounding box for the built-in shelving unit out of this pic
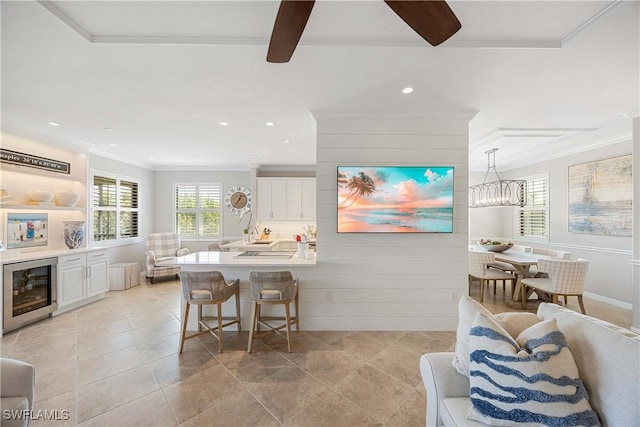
[0,133,88,250]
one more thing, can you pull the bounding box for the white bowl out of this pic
[29,191,54,203]
[55,191,80,207]
[478,240,513,253]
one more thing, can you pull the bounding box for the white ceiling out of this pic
[1,0,638,172]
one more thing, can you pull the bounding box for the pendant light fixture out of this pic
[468,148,526,208]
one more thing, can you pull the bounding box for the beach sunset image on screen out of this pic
[337,166,454,233]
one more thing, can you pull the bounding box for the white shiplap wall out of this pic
[306,114,472,331]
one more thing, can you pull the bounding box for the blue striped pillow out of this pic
[467,312,601,427]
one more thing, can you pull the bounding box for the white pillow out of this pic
[466,312,601,426]
[453,296,542,377]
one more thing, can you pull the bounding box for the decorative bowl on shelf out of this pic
[29,191,54,203]
[478,239,513,253]
[55,191,80,207]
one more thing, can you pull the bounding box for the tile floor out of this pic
[1,278,632,426]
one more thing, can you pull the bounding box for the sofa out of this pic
[1,358,35,427]
[420,298,640,426]
[145,232,190,283]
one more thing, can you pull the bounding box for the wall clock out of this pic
[225,185,252,216]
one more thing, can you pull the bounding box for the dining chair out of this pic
[531,247,572,259]
[208,240,230,252]
[468,251,517,303]
[247,271,299,353]
[529,247,572,277]
[520,258,589,314]
[178,271,241,354]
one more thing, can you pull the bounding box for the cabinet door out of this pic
[57,261,85,307]
[86,251,109,297]
[286,179,316,220]
[270,179,287,220]
[257,179,272,220]
[286,179,303,219]
[299,179,316,220]
[257,179,287,220]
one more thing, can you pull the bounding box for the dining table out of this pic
[469,245,558,309]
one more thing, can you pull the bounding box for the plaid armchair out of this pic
[145,232,190,283]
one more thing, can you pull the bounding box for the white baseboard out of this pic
[583,291,632,310]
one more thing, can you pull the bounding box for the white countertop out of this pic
[158,251,316,267]
[0,246,109,264]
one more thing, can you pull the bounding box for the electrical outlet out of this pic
[326,290,334,302]
[449,290,459,302]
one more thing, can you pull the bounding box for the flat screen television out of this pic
[337,166,454,233]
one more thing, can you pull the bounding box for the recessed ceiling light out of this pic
[292,157,299,161]
[48,121,60,126]
[104,127,113,131]
[148,157,155,160]
[283,139,291,144]
[219,121,229,126]
[109,143,118,147]
[402,87,414,94]
[249,155,258,158]
[266,122,275,127]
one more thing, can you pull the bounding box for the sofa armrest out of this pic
[1,358,35,409]
[420,352,470,427]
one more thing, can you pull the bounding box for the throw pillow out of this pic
[453,296,542,377]
[466,312,601,426]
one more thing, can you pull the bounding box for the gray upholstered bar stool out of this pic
[247,271,299,353]
[178,271,240,354]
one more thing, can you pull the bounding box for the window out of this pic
[174,183,221,240]
[91,171,140,244]
[516,175,548,240]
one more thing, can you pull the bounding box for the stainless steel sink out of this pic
[248,241,274,245]
[235,251,294,259]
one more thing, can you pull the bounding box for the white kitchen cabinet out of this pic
[286,179,316,220]
[57,249,109,312]
[257,178,287,220]
[258,177,316,221]
[86,250,109,297]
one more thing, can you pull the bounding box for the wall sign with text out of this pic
[0,148,70,174]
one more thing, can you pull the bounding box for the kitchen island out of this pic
[220,239,313,252]
[161,250,316,269]
[158,250,315,330]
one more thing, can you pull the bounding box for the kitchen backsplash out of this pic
[250,221,317,241]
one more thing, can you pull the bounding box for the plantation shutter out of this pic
[119,180,139,238]
[93,176,117,241]
[175,183,221,238]
[518,177,547,237]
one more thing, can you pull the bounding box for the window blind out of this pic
[92,174,140,242]
[518,177,547,237]
[175,183,221,239]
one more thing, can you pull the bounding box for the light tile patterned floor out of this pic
[1,278,631,426]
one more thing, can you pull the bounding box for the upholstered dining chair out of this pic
[521,258,589,314]
[247,271,299,353]
[178,271,240,354]
[468,250,517,302]
[529,247,572,277]
[207,240,230,252]
[145,232,190,283]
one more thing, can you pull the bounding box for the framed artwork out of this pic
[6,213,49,249]
[568,154,632,236]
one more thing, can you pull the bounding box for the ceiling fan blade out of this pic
[384,0,461,46]
[267,0,316,63]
